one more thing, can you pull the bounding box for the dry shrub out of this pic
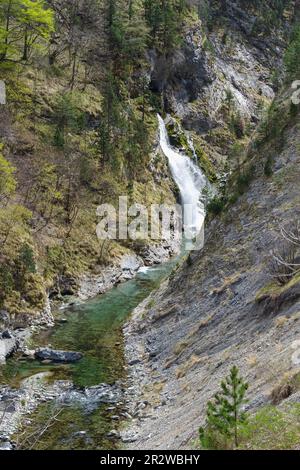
[271,383,293,405]
[274,316,289,328]
[270,222,300,285]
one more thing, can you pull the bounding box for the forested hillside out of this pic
[1,0,300,453]
[0,1,191,320]
[1,0,297,323]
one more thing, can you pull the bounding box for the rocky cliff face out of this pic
[123,2,300,449]
[0,1,296,325]
[150,0,295,171]
[124,91,300,449]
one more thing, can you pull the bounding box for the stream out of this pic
[1,256,184,450]
[0,116,207,450]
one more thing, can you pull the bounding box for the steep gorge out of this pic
[125,82,300,450]
[0,1,295,328]
[0,0,300,451]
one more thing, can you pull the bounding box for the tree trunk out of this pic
[0,0,12,61]
[70,49,77,90]
[233,384,238,448]
[234,416,238,448]
[22,27,28,61]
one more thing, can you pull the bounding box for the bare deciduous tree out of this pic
[270,222,300,285]
[280,221,300,247]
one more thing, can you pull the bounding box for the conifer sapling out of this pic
[199,366,249,448]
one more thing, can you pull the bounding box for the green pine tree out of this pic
[284,23,300,80]
[199,366,249,449]
[144,0,186,52]
[53,93,81,148]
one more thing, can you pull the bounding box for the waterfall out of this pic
[157,114,206,244]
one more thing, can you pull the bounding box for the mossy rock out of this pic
[23,273,47,311]
[166,120,193,156]
[194,143,217,183]
[256,272,300,303]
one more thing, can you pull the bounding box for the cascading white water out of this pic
[157,114,206,241]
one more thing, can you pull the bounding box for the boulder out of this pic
[1,330,13,339]
[34,347,83,363]
[128,359,141,366]
[0,334,18,364]
[0,441,13,451]
[59,276,78,297]
[57,383,123,412]
[120,255,142,272]
[107,430,120,439]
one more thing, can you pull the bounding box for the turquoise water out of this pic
[1,251,184,449]
[3,253,183,388]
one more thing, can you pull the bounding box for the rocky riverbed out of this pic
[0,242,180,364]
[0,241,183,450]
[77,244,179,301]
[0,371,125,450]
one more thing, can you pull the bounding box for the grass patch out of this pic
[256,272,300,303]
[239,404,300,450]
